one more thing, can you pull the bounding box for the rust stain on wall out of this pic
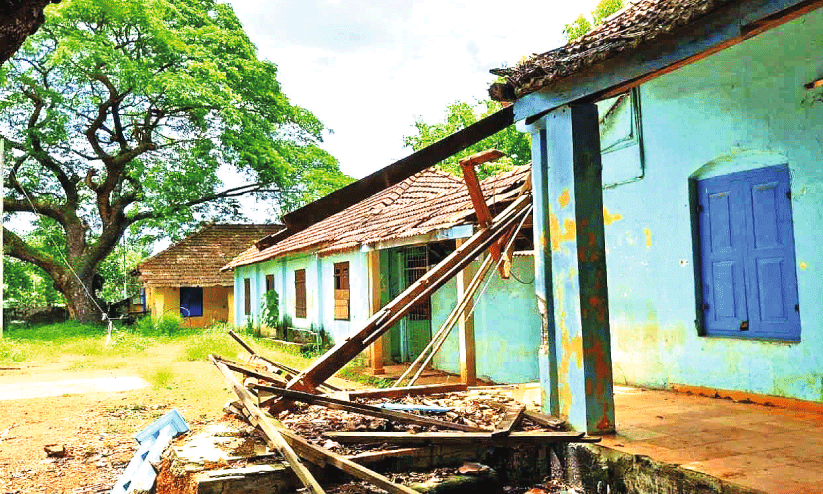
[603,207,623,225]
[549,214,576,251]
[644,227,652,248]
[558,189,571,209]
[800,261,808,271]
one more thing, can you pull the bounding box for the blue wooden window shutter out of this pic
[180,287,203,318]
[697,165,800,340]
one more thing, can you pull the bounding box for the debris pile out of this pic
[143,331,598,494]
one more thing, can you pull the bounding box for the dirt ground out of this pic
[0,359,233,494]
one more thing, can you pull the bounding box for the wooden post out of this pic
[367,250,384,375]
[455,239,476,386]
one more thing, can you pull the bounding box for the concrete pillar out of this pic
[528,122,559,417]
[545,103,615,434]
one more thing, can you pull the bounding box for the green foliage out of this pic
[403,100,531,180]
[0,0,353,319]
[260,290,280,329]
[3,256,64,307]
[134,313,181,336]
[95,240,150,303]
[563,0,624,41]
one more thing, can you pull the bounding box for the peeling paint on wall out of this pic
[800,261,808,270]
[644,228,652,248]
[603,207,623,225]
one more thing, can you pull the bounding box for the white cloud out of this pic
[227,0,603,179]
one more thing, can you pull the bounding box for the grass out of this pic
[0,320,389,406]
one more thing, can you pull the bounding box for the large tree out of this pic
[403,100,531,180]
[1,0,350,323]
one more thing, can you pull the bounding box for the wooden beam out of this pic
[514,0,823,121]
[228,330,339,393]
[212,355,288,386]
[288,195,532,392]
[491,405,525,438]
[273,107,514,238]
[456,238,477,387]
[209,356,325,494]
[458,153,507,278]
[270,420,419,494]
[323,430,594,446]
[367,250,384,375]
[255,384,485,433]
[345,383,469,400]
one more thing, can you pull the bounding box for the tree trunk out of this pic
[64,275,104,325]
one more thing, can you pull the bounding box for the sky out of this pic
[226,0,603,180]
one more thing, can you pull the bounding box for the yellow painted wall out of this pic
[144,285,232,328]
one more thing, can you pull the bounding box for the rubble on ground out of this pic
[116,331,593,493]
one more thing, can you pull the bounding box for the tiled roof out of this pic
[491,0,728,99]
[135,224,283,286]
[223,166,531,270]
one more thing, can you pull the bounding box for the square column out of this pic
[455,238,477,386]
[545,104,615,434]
[527,121,559,417]
[367,250,385,374]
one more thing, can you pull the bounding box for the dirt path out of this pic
[0,359,229,493]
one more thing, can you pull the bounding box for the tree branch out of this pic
[3,227,70,290]
[128,182,279,223]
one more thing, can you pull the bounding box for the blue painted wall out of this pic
[232,250,371,346]
[596,9,823,402]
[432,255,541,384]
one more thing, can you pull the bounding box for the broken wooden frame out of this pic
[210,356,325,494]
[342,383,469,400]
[323,430,599,446]
[211,355,420,494]
[228,330,340,394]
[253,383,486,433]
[287,194,532,392]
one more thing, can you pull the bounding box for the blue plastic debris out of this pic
[111,409,189,494]
[376,403,452,413]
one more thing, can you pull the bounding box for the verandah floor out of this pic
[362,362,823,493]
[602,385,823,494]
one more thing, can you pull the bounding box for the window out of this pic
[295,269,307,318]
[696,165,800,340]
[180,286,203,318]
[265,274,274,293]
[244,278,251,315]
[404,247,431,321]
[333,262,349,320]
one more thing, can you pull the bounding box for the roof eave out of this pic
[506,0,821,122]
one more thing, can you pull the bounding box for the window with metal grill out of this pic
[405,247,431,321]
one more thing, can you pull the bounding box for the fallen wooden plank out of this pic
[254,384,485,433]
[491,405,525,438]
[228,330,340,393]
[323,430,592,446]
[522,410,566,430]
[212,355,288,387]
[209,356,325,494]
[345,383,468,400]
[479,399,566,429]
[268,417,419,494]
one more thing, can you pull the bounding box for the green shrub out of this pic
[260,290,279,329]
[133,314,181,336]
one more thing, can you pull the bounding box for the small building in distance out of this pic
[134,224,282,327]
